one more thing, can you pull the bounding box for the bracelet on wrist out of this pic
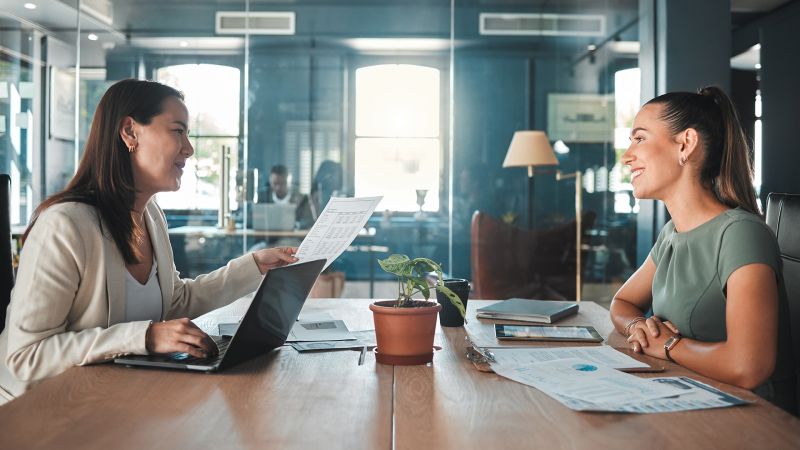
[624,316,646,337]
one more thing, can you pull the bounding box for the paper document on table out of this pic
[492,358,685,410]
[488,346,649,370]
[607,377,750,413]
[192,296,254,335]
[294,196,382,270]
[290,330,377,352]
[287,319,355,342]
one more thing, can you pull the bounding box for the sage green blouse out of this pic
[649,207,795,410]
[650,208,781,340]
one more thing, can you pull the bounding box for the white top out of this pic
[125,257,162,322]
[272,191,291,204]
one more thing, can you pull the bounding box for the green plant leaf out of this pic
[378,254,412,277]
[410,257,441,274]
[410,276,430,299]
[436,284,466,319]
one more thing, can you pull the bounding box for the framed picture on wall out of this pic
[49,66,76,141]
[547,93,614,143]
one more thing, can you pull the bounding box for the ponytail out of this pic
[645,86,760,215]
[697,87,759,215]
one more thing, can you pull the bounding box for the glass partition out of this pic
[452,0,640,305]
[2,0,641,302]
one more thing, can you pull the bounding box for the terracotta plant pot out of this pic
[369,300,441,365]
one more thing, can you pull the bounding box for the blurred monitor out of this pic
[252,203,296,231]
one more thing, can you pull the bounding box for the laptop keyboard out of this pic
[169,336,231,365]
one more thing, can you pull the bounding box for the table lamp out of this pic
[502,131,558,229]
[502,130,584,301]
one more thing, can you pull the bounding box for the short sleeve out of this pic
[718,219,781,287]
[649,222,671,264]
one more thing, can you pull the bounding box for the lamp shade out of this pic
[502,131,559,168]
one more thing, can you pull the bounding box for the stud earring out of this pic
[679,155,687,167]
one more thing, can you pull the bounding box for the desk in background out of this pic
[168,226,381,297]
[0,300,797,449]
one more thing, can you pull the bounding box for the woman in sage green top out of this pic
[609,86,795,414]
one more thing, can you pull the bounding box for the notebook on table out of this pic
[475,298,579,324]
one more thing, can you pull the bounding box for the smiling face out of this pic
[621,103,684,201]
[127,96,194,197]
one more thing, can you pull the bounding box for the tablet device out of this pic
[495,324,604,342]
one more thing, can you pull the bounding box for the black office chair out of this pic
[765,193,800,415]
[1,174,13,334]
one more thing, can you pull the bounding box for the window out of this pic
[612,67,640,214]
[354,64,440,212]
[155,64,240,210]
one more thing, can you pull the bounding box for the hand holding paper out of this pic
[294,196,382,270]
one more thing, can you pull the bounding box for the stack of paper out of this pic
[286,313,376,352]
[491,357,749,413]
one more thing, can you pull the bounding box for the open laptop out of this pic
[115,258,326,372]
[252,203,296,231]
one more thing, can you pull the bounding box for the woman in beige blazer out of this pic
[0,79,297,403]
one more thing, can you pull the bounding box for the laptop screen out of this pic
[231,259,326,351]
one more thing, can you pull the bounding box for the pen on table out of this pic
[358,346,367,365]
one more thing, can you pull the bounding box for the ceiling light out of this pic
[179,41,189,48]
[755,63,762,69]
[24,3,37,9]
[88,33,98,41]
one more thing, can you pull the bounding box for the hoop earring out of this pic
[679,155,687,167]
[128,144,137,153]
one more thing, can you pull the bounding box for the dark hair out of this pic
[311,160,343,194]
[24,79,184,263]
[270,164,288,177]
[645,86,760,215]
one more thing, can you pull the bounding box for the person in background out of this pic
[609,86,795,413]
[258,164,302,205]
[0,79,298,404]
[296,160,343,229]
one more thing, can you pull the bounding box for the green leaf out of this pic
[378,254,412,277]
[436,284,466,319]
[410,257,442,274]
[410,276,431,299]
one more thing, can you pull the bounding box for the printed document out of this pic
[492,359,747,413]
[287,319,355,342]
[491,358,685,408]
[488,346,649,370]
[294,196,382,270]
[604,377,750,413]
[290,330,377,352]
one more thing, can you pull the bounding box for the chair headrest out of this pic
[767,193,800,259]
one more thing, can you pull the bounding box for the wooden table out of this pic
[0,300,798,449]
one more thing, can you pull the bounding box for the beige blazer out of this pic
[0,201,263,403]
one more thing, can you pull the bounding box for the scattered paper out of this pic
[607,377,750,413]
[297,311,335,322]
[290,330,377,352]
[492,358,684,409]
[488,346,649,370]
[293,196,382,270]
[193,296,254,336]
[287,319,354,342]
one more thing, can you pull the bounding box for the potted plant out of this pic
[369,254,466,365]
